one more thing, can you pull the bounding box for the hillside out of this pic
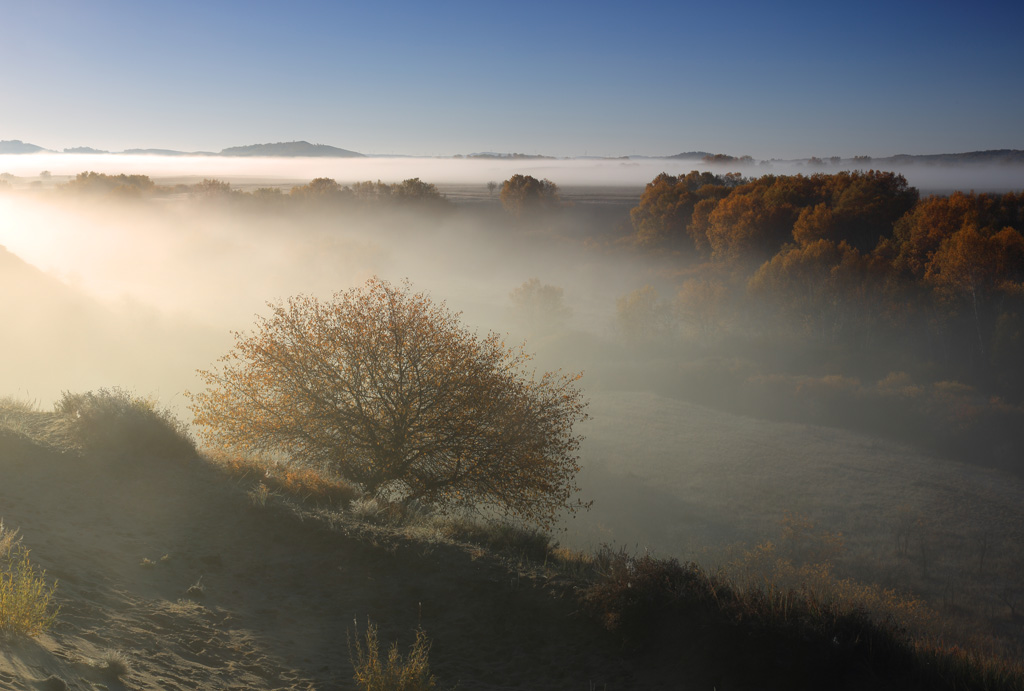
[219,141,365,158]
[0,408,693,690]
[0,140,47,154]
[3,396,1022,689]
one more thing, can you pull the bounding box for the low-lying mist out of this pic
[3,152,1023,192]
[0,183,652,408]
[2,159,1024,657]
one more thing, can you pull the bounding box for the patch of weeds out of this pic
[97,649,131,678]
[185,577,205,599]
[547,546,597,579]
[217,455,359,506]
[434,516,553,562]
[248,482,270,508]
[54,388,196,460]
[349,618,438,691]
[0,520,19,557]
[0,523,60,637]
[350,497,383,521]
[0,395,38,415]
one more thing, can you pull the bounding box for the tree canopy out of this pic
[500,174,560,217]
[189,278,589,528]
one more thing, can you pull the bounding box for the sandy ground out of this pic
[0,425,708,690]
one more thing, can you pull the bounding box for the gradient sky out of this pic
[3,0,1022,159]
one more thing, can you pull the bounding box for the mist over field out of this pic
[3,152,1024,191]
[3,155,1024,671]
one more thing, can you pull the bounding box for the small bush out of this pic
[219,455,360,507]
[97,649,131,678]
[547,546,597,579]
[349,619,438,691]
[0,523,59,637]
[583,549,718,647]
[55,388,196,460]
[433,517,554,562]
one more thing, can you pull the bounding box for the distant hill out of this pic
[877,149,1024,166]
[0,140,48,154]
[465,152,556,160]
[665,151,712,160]
[219,141,364,158]
[121,148,204,156]
[63,147,109,154]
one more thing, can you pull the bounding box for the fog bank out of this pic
[3,153,1023,192]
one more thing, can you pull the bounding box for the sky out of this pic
[2,0,1022,159]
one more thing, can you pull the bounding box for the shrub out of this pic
[218,455,360,507]
[0,522,59,637]
[191,277,589,529]
[582,549,719,647]
[349,619,438,691]
[55,388,196,460]
[433,517,554,562]
[499,174,560,217]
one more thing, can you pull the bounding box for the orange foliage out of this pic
[190,277,589,529]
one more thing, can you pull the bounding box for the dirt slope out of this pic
[0,426,703,690]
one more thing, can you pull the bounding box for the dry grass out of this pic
[54,387,196,460]
[96,649,131,678]
[0,522,59,637]
[580,546,1024,689]
[218,455,360,507]
[349,619,438,691]
[431,516,553,562]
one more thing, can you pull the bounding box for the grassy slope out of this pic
[574,391,1024,654]
[0,407,696,690]
[1,399,1022,689]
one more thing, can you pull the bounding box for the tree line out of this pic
[628,170,1024,400]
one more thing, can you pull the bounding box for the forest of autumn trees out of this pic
[630,171,1024,401]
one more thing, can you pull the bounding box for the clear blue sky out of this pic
[3,0,1021,158]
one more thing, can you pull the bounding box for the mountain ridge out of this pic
[2,138,1023,164]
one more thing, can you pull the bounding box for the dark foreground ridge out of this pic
[0,400,1021,690]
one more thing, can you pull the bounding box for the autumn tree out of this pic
[629,171,740,249]
[509,278,572,336]
[615,285,674,344]
[189,277,589,528]
[500,174,560,217]
[389,177,450,207]
[747,239,881,343]
[674,276,730,341]
[289,177,350,203]
[63,171,155,196]
[191,178,236,199]
[924,225,1024,360]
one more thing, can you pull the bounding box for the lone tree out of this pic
[500,174,560,217]
[190,277,589,528]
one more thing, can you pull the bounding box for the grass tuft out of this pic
[0,522,59,637]
[218,455,359,507]
[97,649,131,678]
[54,388,196,460]
[349,618,438,691]
[432,516,554,562]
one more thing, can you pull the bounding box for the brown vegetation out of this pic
[190,277,589,529]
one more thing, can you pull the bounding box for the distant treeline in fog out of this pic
[621,170,1024,469]
[8,171,452,209]
[5,167,1024,470]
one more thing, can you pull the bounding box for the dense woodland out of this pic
[622,170,1024,471]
